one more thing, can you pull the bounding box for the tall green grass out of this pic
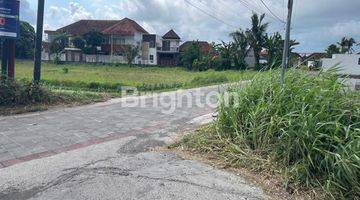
[182,69,360,199]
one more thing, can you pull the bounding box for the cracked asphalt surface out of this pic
[0,85,267,200]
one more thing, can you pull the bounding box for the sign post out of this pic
[0,0,20,80]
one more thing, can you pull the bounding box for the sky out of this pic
[20,0,360,53]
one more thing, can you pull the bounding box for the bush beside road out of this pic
[176,69,360,199]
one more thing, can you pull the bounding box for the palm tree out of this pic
[246,13,269,70]
[346,38,356,54]
[338,37,357,54]
[338,37,347,53]
[230,30,250,70]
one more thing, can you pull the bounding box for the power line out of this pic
[184,0,237,28]
[220,0,248,19]
[258,0,286,23]
[196,0,234,19]
[237,0,285,24]
[237,0,262,15]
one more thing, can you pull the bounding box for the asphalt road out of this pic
[0,85,267,200]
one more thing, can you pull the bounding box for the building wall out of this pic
[322,54,360,75]
[41,52,66,61]
[245,49,256,68]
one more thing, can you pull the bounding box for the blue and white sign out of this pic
[0,0,20,38]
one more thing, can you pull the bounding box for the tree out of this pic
[264,32,283,69]
[49,34,68,63]
[124,45,140,66]
[72,37,86,51]
[15,21,35,59]
[338,37,356,54]
[84,30,103,54]
[216,41,233,70]
[230,30,250,70]
[180,42,202,70]
[345,37,356,54]
[246,13,269,70]
[325,44,340,58]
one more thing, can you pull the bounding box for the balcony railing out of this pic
[157,47,179,52]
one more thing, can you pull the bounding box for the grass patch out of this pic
[189,74,229,86]
[178,69,360,199]
[15,60,257,92]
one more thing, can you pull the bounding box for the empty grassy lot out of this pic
[2,60,259,115]
[15,60,258,92]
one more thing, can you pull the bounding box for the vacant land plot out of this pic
[2,60,259,115]
[15,60,258,92]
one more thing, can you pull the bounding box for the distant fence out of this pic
[42,52,129,64]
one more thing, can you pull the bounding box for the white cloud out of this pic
[20,0,36,24]
[46,2,92,29]
[330,20,360,38]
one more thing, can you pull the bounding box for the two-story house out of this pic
[157,30,181,66]
[43,18,181,66]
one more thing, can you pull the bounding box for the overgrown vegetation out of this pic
[0,79,106,115]
[179,69,360,199]
[0,80,52,106]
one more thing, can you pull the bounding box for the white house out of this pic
[322,54,360,76]
[322,54,360,90]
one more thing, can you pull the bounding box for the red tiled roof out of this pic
[180,41,213,54]
[47,18,148,37]
[101,18,148,36]
[55,20,121,36]
[163,29,180,39]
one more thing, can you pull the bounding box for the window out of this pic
[149,41,155,48]
[162,41,170,51]
[103,38,109,44]
[150,55,154,62]
[113,38,125,45]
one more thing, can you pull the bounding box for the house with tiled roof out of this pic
[43,18,182,66]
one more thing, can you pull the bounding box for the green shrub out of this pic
[0,80,53,106]
[185,69,360,199]
[62,67,69,74]
[192,58,209,72]
[0,80,19,105]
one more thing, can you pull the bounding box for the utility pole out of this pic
[280,0,293,85]
[33,0,45,83]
